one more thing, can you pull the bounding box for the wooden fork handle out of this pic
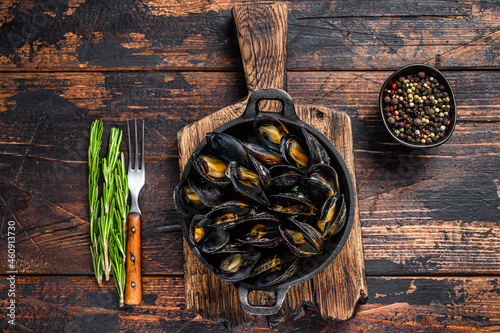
[125,212,142,305]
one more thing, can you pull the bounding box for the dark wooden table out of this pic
[1,1,499,332]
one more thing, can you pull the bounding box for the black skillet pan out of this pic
[178,88,355,316]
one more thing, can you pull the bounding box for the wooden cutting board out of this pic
[176,3,367,327]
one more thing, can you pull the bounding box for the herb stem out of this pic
[89,120,103,287]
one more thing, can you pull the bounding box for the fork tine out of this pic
[134,119,139,170]
[141,120,145,170]
[127,120,132,171]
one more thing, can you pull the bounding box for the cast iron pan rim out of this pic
[378,63,457,149]
[178,88,355,299]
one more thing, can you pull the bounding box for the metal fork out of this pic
[125,119,145,306]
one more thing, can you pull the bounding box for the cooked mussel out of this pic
[213,242,253,254]
[250,254,299,287]
[302,128,330,165]
[173,179,209,217]
[192,153,230,185]
[246,143,285,166]
[199,227,230,254]
[280,134,310,169]
[228,162,270,206]
[254,115,289,151]
[306,164,340,198]
[189,214,212,245]
[236,213,282,248]
[217,252,261,282]
[269,192,318,218]
[249,155,271,190]
[317,194,347,239]
[188,175,225,207]
[300,177,335,207]
[206,201,255,229]
[279,219,323,257]
[207,132,249,167]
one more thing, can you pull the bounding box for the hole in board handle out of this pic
[258,99,283,113]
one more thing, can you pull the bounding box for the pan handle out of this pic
[237,284,291,316]
[241,88,300,121]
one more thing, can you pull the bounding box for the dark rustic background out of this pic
[0,0,499,332]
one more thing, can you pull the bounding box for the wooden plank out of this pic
[1,275,499,331]
[0,71,498,121]
[0,72,498,277]
[0,1,498,71]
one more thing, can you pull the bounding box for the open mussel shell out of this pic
[189,214,212,245]
[317,194,347,239]
[192,153,230,185]
[280,134,310,169]
[306,164,340,198]
[228,161,270,206]
[300,177,335,207]
[235,213,282,248]
[303,128,330,165]
[279,219,323,257]
[249,155,271,190]
[173,179,209,218]
[269,165,303,178]
[216,252,261,282]
[250,254,299,287]
[207,132,250,167]
[246,143,286,166]
[249,251,293,277]
[254,115,289,151]
[270,174,305,195]
[206,201,256,229]
[213,242,253,254]
[269,192,318,218]
[188,175,225,208]
[200,227,230,254]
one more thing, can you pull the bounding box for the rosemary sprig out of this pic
[89,120,103,287]
[101,128,123,281]
[89,122,128,306]
[112,151,128,306]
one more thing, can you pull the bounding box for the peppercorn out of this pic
[383,70,453,145]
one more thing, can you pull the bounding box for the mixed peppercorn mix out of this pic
[382,71,453,145]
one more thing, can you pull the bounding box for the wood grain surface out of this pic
[0,0,499,332]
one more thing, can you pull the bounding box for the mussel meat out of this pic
[254,115,289,151]
[189,214,212,245]
[192,154,230,185]
[173,179,209,217]
[236,213,282,248]
[246,143,285,166]
[251,254,299,287]
[206,201,255,229]
[269,192,318,218]
[317,194,347,239]
[217,252,261,282]
[228,162,270,206]
[280,134,310,169]
[279,219,323,257]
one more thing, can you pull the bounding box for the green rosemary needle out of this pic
[89,120,103,287]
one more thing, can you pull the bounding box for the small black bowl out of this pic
[379,64,457,148]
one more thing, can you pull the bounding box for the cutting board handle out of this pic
[232,3,287,93]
